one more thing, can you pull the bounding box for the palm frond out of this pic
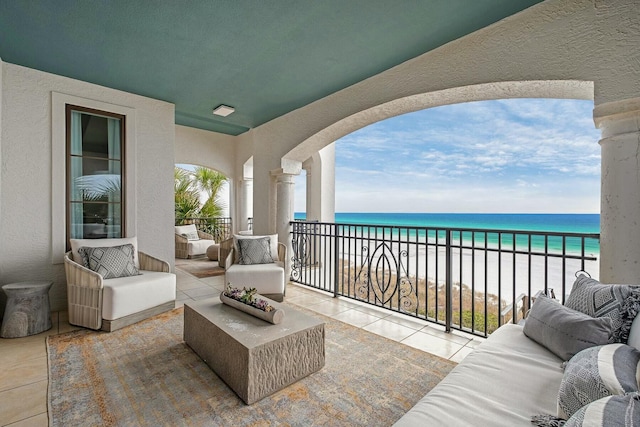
[75,174,121,201]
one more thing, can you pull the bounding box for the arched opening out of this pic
[174,163,231,246]
[285,83,602,337]
[288,80,596,232]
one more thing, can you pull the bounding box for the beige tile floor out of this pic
[0,262,483,426]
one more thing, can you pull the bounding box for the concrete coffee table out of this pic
[184,297,325,404]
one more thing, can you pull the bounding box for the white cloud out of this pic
[295,99,601,213]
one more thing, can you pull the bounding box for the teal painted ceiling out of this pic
[0,0,542,135]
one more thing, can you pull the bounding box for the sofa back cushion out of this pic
[70,236,140,268]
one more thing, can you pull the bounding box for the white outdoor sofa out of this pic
[221,234,287,302]
[64,237,176,332]
[394,276,640,426]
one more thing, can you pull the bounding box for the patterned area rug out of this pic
[174,257,225,278]
[47,304,456,426]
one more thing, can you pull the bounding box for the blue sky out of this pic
[295,98,601,213]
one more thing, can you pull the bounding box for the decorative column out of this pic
[238,178,253,232]
[594,98,640,283]
[272,170,297,281]
[305,165,313,219]
[303,143,336,222]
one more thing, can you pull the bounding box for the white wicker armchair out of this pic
[175,224,215,259]
[64,237,176,331]
[222,235,287,301]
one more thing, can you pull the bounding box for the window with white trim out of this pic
[66,104,125,241]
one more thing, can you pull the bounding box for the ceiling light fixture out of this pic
[212,105,235,117]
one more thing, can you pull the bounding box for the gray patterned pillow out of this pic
[558,344,640,419]
[565,275,640,343]
[78,244,140,279]
[565,394,640,427]
[237,237,275,265]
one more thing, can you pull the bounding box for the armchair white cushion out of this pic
[222,235,287,302]
[65,237,176,331]
[101,270,176,321]
[175,224,215,259]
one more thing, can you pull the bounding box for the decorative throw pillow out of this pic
[558,343,640,419]
[565,274,640,343]
[181,231,200,241]
[628,314,640,350]
[523,294,613,361]
[237,237,276,265]
[565,394,640,427]
[78,244,140,279]
[234,234,279,262]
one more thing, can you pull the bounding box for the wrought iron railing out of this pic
[176,217,232,242]
[290,221,599,338]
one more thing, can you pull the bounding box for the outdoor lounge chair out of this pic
[221,235,287,301]
[175,224,216,259]
[64,237,176,331]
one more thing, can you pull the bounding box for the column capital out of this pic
[270,169,297,183]
[594,97,640,139]
[270,158,302,177]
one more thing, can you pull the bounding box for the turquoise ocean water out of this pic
[294,213,600,256]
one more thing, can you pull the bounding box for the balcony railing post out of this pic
[445,229,453,333]
[333,223,339,298]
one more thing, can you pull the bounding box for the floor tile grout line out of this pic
[0,376,48,394]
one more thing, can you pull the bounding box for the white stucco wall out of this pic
[1,63,175,313]
[174,125,235,177]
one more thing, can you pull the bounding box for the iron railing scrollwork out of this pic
[352,243,418,313]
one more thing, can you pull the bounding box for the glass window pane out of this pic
[68,156,84,203]
[67,107,124,241]
[68,202,123,239]
[107,206,122,238]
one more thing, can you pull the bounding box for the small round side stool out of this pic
[1,281,53,338]
[206,243,220,261]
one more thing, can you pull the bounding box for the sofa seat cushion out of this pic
[394,324,564,427]
[187,239,213,257]
[102,270,176,321]
[226,261,285,295]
